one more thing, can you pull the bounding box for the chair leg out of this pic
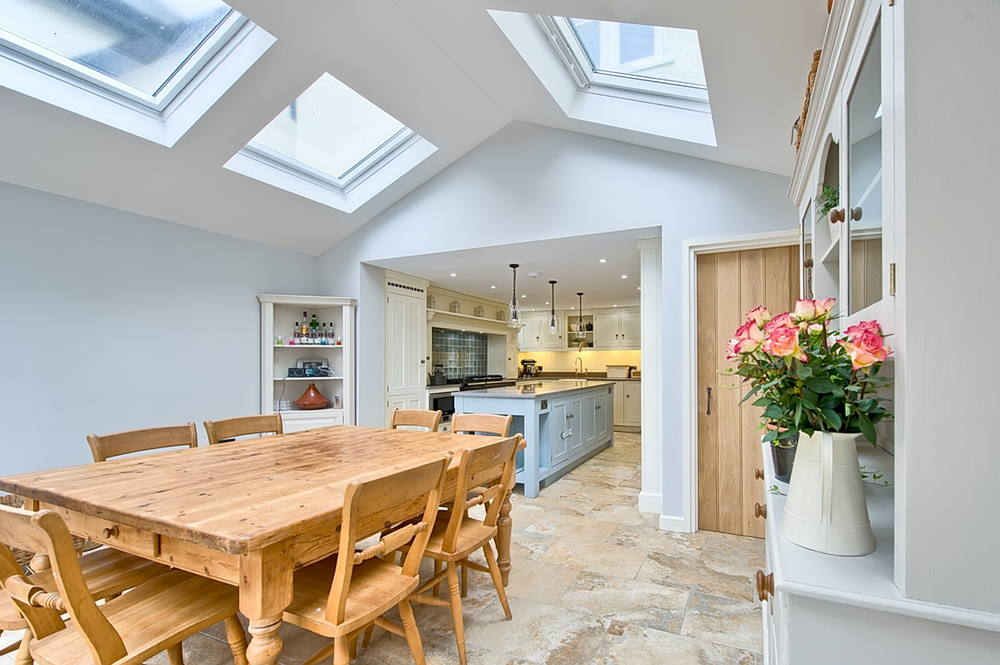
[332,637,351,665]
[483,543,512,620]
[166,642,185,665]
[461,558,469,598]
[433,559,442,597]
[446,563,467,665]
[224,615,249,665]
[398,599,426,665]
[14,632,32,665]
[362,623,375,648]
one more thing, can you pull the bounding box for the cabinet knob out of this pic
[102,526,119,539]
[754,503,767,519]
[828,207,846,224]
[755,570,774,602]
[851,206,863,221]
[754,468,764,480]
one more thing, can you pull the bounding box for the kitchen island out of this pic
[453,380,615,497]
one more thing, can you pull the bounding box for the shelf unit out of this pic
[259,295,355,433]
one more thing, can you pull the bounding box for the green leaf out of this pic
[752,397,773,408]
[806,378,838,394]
[821,409,843,430]
[762,430,779,443]
[764,405,784,420]
[858,411,878,446]
[795,365,814,380]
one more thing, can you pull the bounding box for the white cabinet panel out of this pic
[625,381,641,425]
[386,292,426,395]
[550,399,569,466]
[594,313,620,348]
[619,311,641,349]
[595,311,641,349]
[518,314,542,350]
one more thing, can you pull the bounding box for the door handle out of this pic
[706,387,712,415]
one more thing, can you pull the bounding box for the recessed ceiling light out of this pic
[545,301,550,305]
[621,275,628,279]
[638,286,642,290]
[613,304,618,307]
[521,295,526,298]
[599,258,608,263]
[490,285,496,289]
[450,273,457,277]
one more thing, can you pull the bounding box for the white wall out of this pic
[0,182,319,475]
[895,2,1000,613]
[318,121,798,520]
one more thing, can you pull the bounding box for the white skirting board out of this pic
[638,491,661,515]
[658,513,690,533]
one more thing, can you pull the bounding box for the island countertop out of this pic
[459,380,614,399]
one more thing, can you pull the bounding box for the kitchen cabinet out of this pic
[594,310,640,349]
[385,274,428,424]
[258,294,355,432]
[518,311,563,350]
[612,379,641,430]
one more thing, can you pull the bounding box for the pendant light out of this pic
[507,264,520,328]
[575,292,586,340]
[548,280,558,332]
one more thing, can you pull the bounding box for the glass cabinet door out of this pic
[846,17,882,315]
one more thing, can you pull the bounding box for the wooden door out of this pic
[697,246,798,537]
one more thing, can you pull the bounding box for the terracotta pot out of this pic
[781,431,874,556]
[293,383,330,410]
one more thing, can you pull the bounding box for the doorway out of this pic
[696,245,798,538]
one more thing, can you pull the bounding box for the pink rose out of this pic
[840,330,891,369]
[727,321,764,358]
[763,323,807,361]
[792,299,817,322]
[764,312,793,334]
[845,320,882,339]
[814,298,836,316]
[746,306,770,326]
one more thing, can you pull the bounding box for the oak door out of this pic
[697,246,798,538]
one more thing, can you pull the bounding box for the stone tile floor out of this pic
[0,432,765,665]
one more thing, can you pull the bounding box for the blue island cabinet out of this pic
[453,381,615,498]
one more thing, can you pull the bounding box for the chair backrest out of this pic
[204,414,283,445]
[325,455,451,627]
[86,423,198,462]
[440,435,520,554]
[451,413,513,437]
[389,409,442,432]
[0,505,126,663]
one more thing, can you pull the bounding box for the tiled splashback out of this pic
[432,329,488,379]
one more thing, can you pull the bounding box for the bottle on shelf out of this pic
[292,321,300,344]
[321,323,328,344]
[310,313,319,335]
[300,312,309,341]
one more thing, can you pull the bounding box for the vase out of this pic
[781,431,874,556]
[771,432,798,483]
[293,383,330,410]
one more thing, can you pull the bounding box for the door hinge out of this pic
[890,263,896,296]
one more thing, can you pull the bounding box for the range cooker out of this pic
[429,374,516,421]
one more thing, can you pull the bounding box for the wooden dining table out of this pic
[0,425,518,665]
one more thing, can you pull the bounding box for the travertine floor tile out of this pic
[523,512,618,544]
[590,623,756,665]
[558,571,689,634]
[536,540,648,579]
[680,591,763,653]
[606,524,705,557]
[636,551,754,602]
[461,597,609,664]
[500,556,582,604]
[144,631,239,665]
[700,531,766,577]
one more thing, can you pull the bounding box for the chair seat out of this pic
[422,514,498,563]
[30,570,240,665]
[283,555,421,639]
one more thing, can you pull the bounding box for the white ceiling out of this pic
[0,0,828,305]
[374,227,658,310]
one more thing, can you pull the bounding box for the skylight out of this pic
[225,73,436,213]
[0,0,274,146]
[245,73,413,189]
[489,11,716,146]
[0,0,243,109]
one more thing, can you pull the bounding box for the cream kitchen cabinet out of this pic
[518,311,563,350]
[594,310,640,349]
[612,379,641,430]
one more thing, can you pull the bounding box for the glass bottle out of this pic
[292,321,299,344]
[310,313,319,335]
[320,323,328,344]
[300,312,309,340]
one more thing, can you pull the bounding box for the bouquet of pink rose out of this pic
[727,298,892,446]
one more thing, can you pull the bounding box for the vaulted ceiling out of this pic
[0,0,828,256]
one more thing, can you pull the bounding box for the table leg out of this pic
[240,541,293,665]
[496,488,513,586]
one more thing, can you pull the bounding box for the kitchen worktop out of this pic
[528,372,641,381]
[462,380,614,398]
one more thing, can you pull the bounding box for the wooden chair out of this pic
[281,455,451,665]
[389,409,442,432]
[204,414,283,445]
[450,413,512,437]
[86,423,198,462]
[407,435,520,665]
[0,504,248,665]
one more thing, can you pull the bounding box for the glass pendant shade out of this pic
[508,264,520,328]
[549,280,558,332]
[575,293,587,340]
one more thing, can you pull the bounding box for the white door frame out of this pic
[680,230,799,533]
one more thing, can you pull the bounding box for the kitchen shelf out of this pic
[274,376,342,381]
[273,344,344,348]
